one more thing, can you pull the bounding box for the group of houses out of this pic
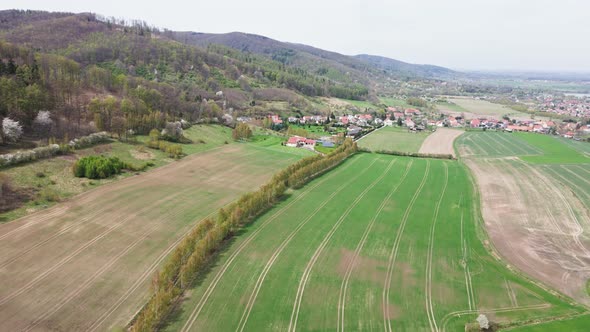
[535,95,590,118]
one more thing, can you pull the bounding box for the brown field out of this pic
[465,157,590,306]
[0,144,297,331]
[418,128,463,157]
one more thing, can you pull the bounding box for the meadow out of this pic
[162,153,583,332]
[0,132,307,331]
[357,126,431,152]
[439,97,542,121]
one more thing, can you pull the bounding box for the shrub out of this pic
[38,187,60,202]
[72,156,128,179]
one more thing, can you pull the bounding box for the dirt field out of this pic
[0,144,298,331]
[418,128,463,157]
[463,154,590,306]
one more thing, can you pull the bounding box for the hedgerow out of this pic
[130,138,358,331]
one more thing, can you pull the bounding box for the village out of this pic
[271,104,590,152]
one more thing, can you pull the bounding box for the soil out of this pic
[465,158,590,306]
[418,128,464,157]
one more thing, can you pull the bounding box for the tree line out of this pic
[130,138,358,331]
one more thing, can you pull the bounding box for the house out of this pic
[286,136,316,147]
[470,119,481,128]
[405,118,415,128]
[374,118,384,125]
[288,116,298,123]
[384,119,394,126]
[269,114,283,124]
[405,108,421,116]
[347,126,362,136]
[393,112,404,119]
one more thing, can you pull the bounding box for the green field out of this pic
[515,133,590,164]
[456,131,542,157]
[357,126,431,152]
[162,153,582,332]
[380,97,415,110]
[540,164,590,207]
[507,314,590,332]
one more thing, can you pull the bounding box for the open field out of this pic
[457,131,590,308]
[0,143,303,331]
[456,131,542,157]
[0,125,234,223]
[162,153,583,332]
[506,313,590,332]
[439,97,542,121]
[515,133,590,164]
[418,128,463,157]
[357,126,431,152]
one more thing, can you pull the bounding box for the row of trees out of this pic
[130,139,358,331]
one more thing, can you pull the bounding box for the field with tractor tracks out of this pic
[163,152,584,332]
[0,142,304,332]
[458,131,590,310]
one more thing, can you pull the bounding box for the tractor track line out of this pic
[383,161,430,332]
[337,160,411,332]
[0,185,194,306]
[425,162,448,332]
[180,156,362,332]
[236,158,382,332]
[288,158,392,332]
[21,201,191,332]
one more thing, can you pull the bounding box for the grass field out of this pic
[0,140,305,331]
[162,153,583,332]
[440,97,541,121]
[357,126,431,152]
[456,131,542,157]
[380,97,415,110]
[507,314,590,332]
[515,133,590,164]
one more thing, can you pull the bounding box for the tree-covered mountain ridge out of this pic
[0,9,456,143]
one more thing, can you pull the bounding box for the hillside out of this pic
[171,31,458,81]
[0,9,458,146]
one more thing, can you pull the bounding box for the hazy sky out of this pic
[3,0,590,72]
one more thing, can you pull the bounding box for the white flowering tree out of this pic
[2,118,23,143]
[476,314,489,330]
[161,121,183,141]
[33,111,53,139]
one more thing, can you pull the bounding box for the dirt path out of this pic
[419,128,463,157]
[0,144,295,332]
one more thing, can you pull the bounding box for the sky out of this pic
[2,0,590,72]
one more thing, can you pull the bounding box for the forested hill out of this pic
[170,31,458,80]
[0,9,452,144]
